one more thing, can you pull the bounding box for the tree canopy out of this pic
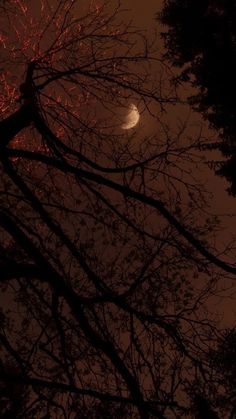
[159,0,236,195]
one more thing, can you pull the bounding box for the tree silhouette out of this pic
[192,395,219,419]
[159,0,236,195]
[210,328,236,418]
[0,362,27,418]
[0,1,235,418]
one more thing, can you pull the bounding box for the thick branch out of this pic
[0,373,133,404]
[0,262,42,282]
[0,373,173,412]
[7,147,236,276]
[0,104,34,148]
[0,62,37,147]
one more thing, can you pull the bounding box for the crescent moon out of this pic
[121,104,140,130]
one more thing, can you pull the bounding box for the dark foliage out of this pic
[159,0,236,195]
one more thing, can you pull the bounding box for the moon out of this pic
[121,103,140,130]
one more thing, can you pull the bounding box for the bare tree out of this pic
[0,1,235,418]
